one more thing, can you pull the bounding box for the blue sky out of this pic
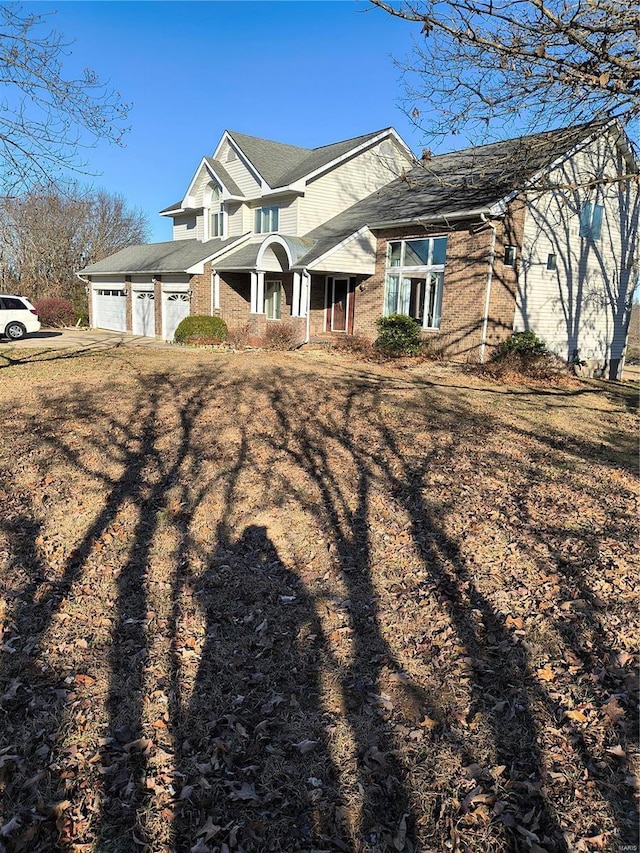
[26,1,439,243]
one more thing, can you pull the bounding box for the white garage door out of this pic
[93,288,127,332]
[163,293,190,341]
[132,291,155,337]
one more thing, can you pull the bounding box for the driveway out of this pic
[0,328,174,351]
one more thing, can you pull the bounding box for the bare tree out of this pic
[369,0,639,142]
[0,186,148,304]
[0,4,130,191]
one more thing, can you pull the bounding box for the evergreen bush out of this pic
[375,314,422,356]
[174,315,228,345]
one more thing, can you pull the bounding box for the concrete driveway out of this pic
[0,328,174,350]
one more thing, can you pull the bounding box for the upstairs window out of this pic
[206,183,225,239]
[384,237,446,330]
[255,205,279,234]
[210,207,225,237]
[579,201,604,240]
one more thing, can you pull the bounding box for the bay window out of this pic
[384,237,446,329]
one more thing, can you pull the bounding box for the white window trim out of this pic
[384,237,446,330]
[255,205,280,235]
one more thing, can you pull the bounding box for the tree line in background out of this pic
[0,186,149,314]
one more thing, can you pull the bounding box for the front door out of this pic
[326,277,354,333]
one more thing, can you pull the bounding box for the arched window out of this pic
[204,182,225,239]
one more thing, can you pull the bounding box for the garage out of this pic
[92,286,127,332]
[160,275,192,342]
[132,290,156,337]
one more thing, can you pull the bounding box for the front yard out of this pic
[0,346,637,853]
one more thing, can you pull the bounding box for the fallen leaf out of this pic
[565,709,588,723]
[536,665,555,682]
[602,697,625,724]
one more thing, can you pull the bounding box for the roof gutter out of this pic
[479,214,497,364]
[369,207,493,230]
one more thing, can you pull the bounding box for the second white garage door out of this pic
[93,288,127,332]
[132,291,155,337]
[163,293,190,341]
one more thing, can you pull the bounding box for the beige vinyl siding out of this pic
[196,211,205,242]
[226,202,246,237]
[298,140,413,234]
[222,149,261,197]
[172,214,198,241]
[276,198,297,233]
[514,131,638,366]
[308,229,377,275]
[188,167,214,207]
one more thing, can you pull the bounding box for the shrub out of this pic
[330,334,375,358]
[174,315,228,345]
[493,330,548,358]
[262,322,299,351]
[226,323,252,349]
[34,297,76,328]
[375,314,422,356]
[485,332,567,381]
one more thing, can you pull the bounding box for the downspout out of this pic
[479,214,497,364]
[304,269,311,344]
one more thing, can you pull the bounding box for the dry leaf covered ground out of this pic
[0,345,637,853]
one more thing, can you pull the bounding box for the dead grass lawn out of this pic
[0,346,638,853]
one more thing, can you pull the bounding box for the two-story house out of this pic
[79,120,638,378]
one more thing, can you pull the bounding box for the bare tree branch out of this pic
[0,4,131,192]
[369,0,639,142]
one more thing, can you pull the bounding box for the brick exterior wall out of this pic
[346,212,523,362]
[128,204,525,357]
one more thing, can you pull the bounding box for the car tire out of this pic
[5,322,26,340]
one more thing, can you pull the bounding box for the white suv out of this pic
[0,294,41,340]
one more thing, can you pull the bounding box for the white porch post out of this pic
[250,271,265,314]
[303,270,312,343]
[256,270,265,314]
[250,272,257,313]
[292,271,301,318]
[299,271,310,318]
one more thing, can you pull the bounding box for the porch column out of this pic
[299,271,311,318]
[256,270,265,314]
[211,270,220,312]
[292,271,301,317]
[250,271,265,314]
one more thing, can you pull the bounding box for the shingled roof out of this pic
[226,128,390,188]
[78,236,245,275]
[297,122,611,266]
